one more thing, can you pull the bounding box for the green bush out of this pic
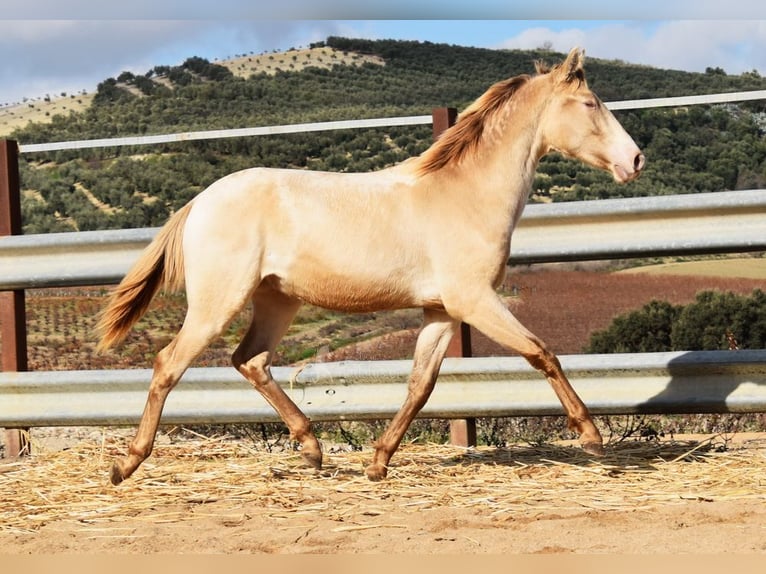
[586,289,766,353]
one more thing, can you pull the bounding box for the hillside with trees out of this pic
[11,37,766,234]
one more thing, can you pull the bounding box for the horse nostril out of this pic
[634,153,646,172]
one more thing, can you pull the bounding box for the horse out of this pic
[98,48,644,485]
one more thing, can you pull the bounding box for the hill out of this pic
[0,45,383,138]
[0,93,94,138]
[9,37,766,234]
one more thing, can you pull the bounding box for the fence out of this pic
[2,351,766,428]
[2,91,766,454]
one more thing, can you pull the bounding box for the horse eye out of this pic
[584,99,598,109]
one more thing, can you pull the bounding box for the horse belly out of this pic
[275,265,421,312]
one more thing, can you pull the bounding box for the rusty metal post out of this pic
[1,139,30,457]
[445,323,476,447]
[431,108,477,448]
[431,106,457,140]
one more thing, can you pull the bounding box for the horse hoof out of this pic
[365,463,388,482]
[301,448,323,470]
[582,441,605,457]
[110,460,126,486]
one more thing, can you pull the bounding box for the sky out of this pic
[1,2,766,106]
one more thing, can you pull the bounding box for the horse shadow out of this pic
[436,436,726,475]
[634,349,766,417]
[438,349,766,475]
[435,347,766,475]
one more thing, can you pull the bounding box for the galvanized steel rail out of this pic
[2,189,765,290]
[2,351,766,427]
[512,188,766,264]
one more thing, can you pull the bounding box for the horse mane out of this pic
[415,57,587,177]
[416,74,531,176]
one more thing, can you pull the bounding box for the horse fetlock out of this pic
[565,414,604,456]
[111,444,150,485]
[128,440,153,461]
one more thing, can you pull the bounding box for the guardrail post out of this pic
[432,108,478,448]
[1,139,30,457]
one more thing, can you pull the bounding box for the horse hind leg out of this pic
[231,288,322,470]
[110,254,257,485]
[111,305,240,485]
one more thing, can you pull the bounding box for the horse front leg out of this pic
[366,309,459,481]
[460,292,604,456]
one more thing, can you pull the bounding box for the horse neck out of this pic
[460,92,549,229]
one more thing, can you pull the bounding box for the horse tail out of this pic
[96,202,193,351]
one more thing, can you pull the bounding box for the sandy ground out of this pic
[5,495,766,554]
[2,431,766,554]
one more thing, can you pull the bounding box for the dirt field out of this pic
[2,431,766,554]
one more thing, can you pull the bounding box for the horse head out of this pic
[538,48,645,183]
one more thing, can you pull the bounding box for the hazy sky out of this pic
[1,2,765,105]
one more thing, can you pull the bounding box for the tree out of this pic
[586,300,682,353]
[671,290,766,350]
[587,290,766,353]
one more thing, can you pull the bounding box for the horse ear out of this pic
[561,47,586,83]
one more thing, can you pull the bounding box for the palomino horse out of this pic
[98,48,644,485]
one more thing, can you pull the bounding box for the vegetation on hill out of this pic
[10,37,766,234]
[586,289,766,353]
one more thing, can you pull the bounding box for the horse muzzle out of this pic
[613,152,645,183]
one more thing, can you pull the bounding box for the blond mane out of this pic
[416,74,530,176]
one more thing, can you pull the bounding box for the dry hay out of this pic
[1,431,766,536]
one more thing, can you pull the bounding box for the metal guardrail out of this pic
[2,189,765,290]
[512,188,766,264]
[1,351,765,427]
[0,227,153,290]
[18,116,434,154]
